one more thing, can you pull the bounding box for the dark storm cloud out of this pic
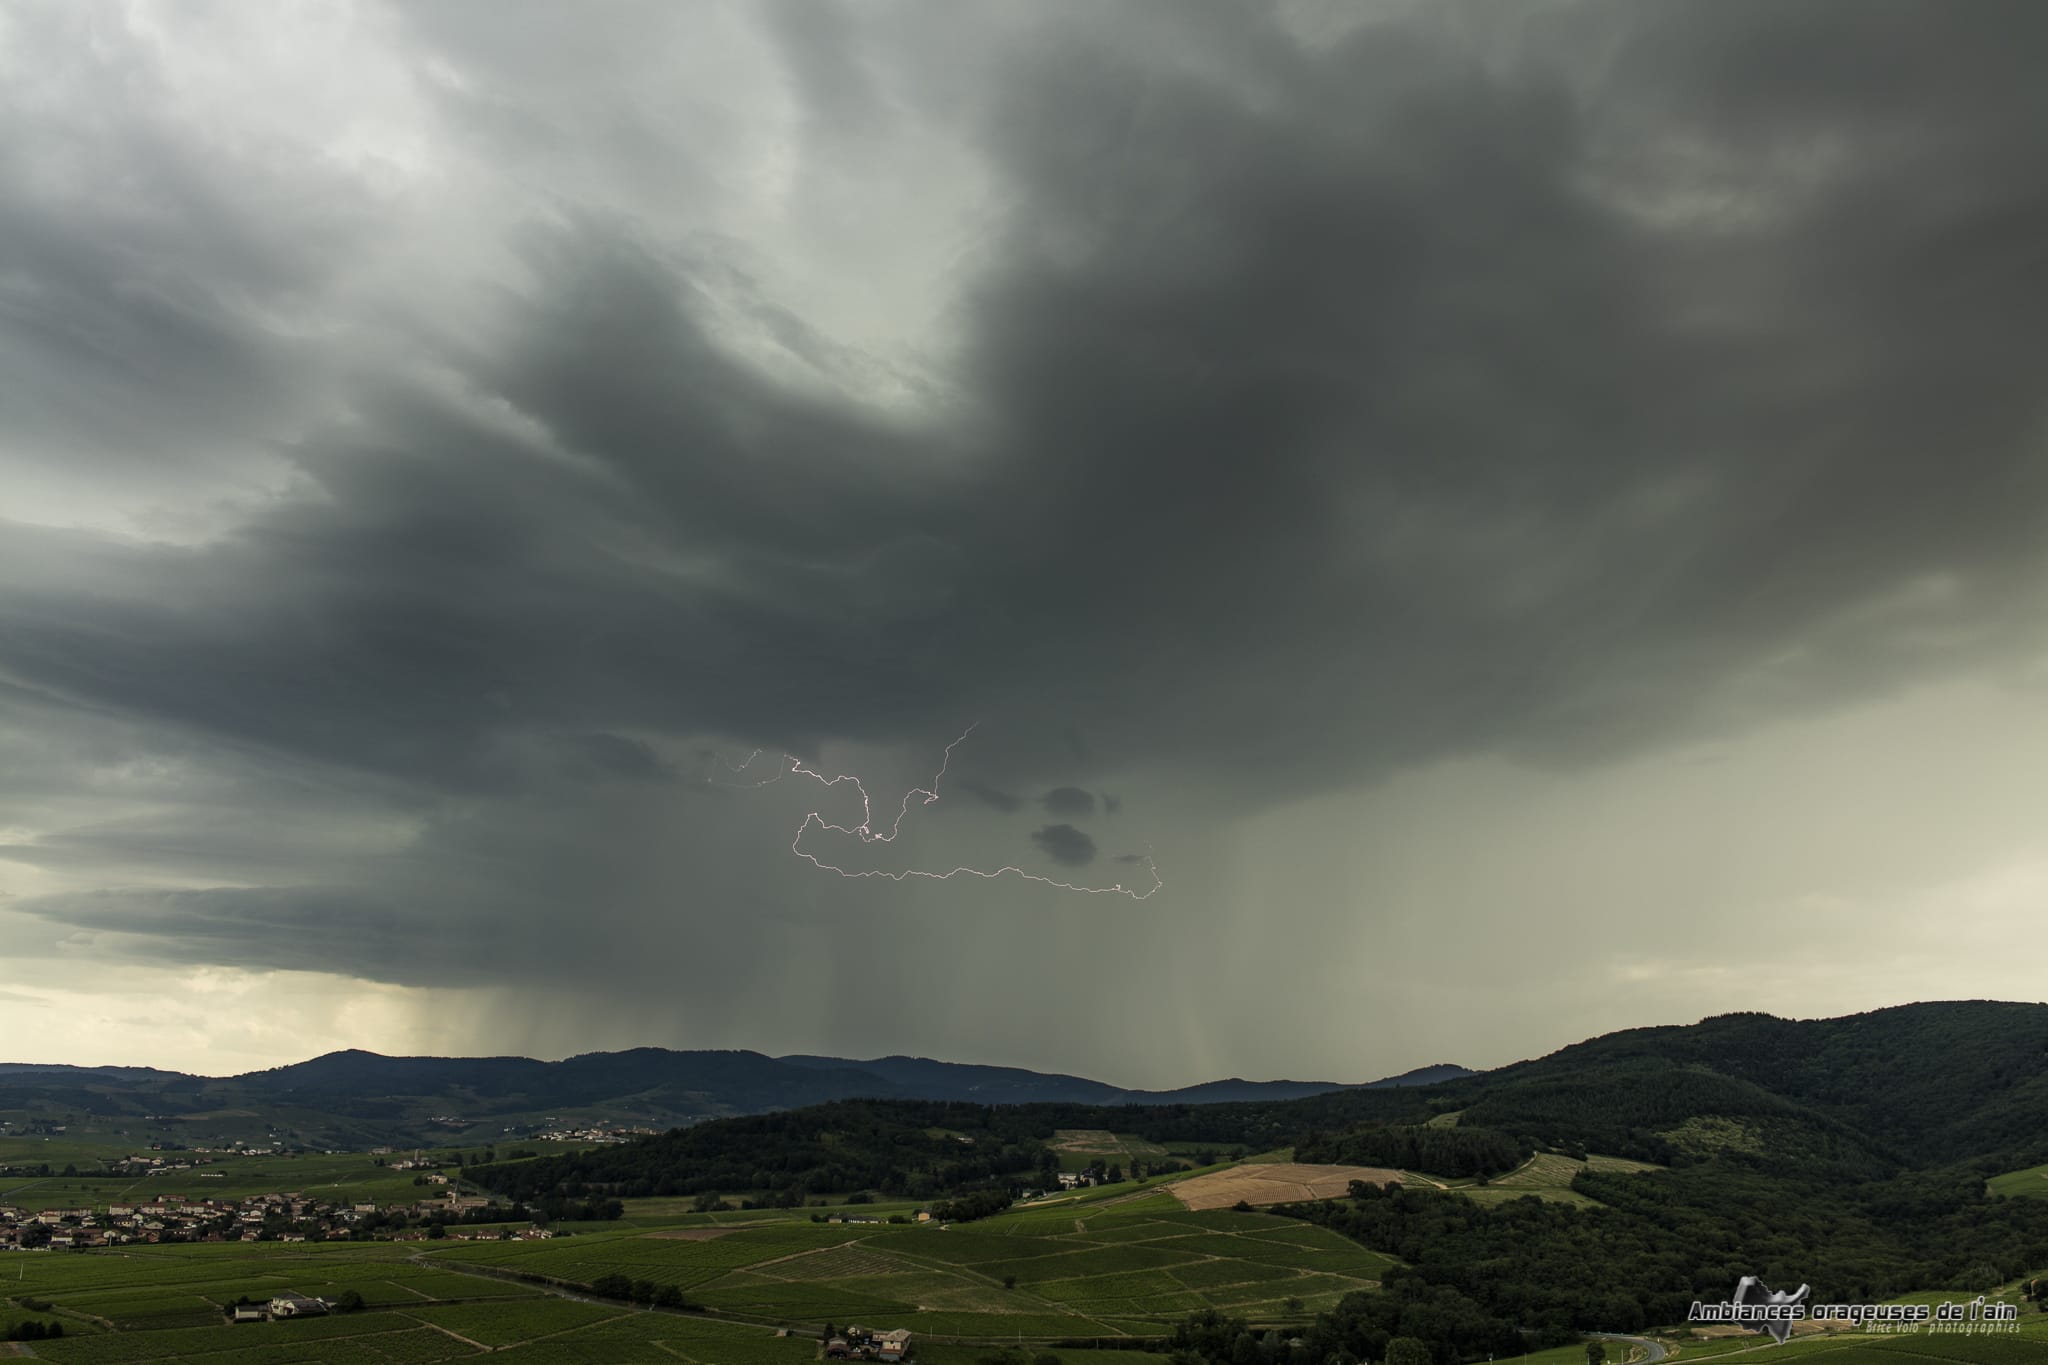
[15,1,2047,793]
[564,733,676,783]
[4,0,2048,996]
[1030,824,1098,868]
[1038,787,1096,817]
[942,0,2048,786]
[10,887,413,978]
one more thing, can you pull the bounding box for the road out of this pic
[1588,1331,1670,1362]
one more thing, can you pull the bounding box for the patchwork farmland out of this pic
[6,1158,2047,1362]
[420,1188,1400,1338]
[0,1238,839,1362]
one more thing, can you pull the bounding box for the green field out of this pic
[1047,1130,1203,1175]
[1445,1151,1664,1209]
[0,1193,1385,1356]
[0,1238,828,1362]
[1985,1162,2048,1200]
[418,1194,1399,1339]
[6,1217,2047,1361]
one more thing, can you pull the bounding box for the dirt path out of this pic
[738,1237,862,1272]
[409,1317,492,1352]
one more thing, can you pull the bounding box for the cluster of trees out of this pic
[469,1100,1068,1205]
[1295,1124,1526,1179]
[931,1188,1013,1222]
[4,1299,63,1343]
[689,1188,805,1213]
[1158,1306,1477,1365]
[537,1194,624,1222]
[586,1272,696,1310]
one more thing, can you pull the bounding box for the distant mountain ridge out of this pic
[0,1045,1474,1147]
[9,1000,2048,1172]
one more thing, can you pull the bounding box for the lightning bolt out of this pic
[709,723,1163,898]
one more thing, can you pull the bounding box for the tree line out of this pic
[1294,1124,1526,1179]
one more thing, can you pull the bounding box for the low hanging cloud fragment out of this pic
[1030,823,1099,867]
[1039,786,1097,817]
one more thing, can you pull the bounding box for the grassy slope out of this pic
[1985,1162,2048,1200]
[421,1192,1397,1338]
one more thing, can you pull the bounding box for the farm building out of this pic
[267,1292,332,1318]
[835,1325,914,1361]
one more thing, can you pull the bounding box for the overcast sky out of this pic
[5,0,2048,1085]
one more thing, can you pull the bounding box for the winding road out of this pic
[1587,1331,1670,1362]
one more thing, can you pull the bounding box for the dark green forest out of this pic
[1294,1123,1526,1178]
[467,1092,1436,1203]
[1143,1159,2048,1365]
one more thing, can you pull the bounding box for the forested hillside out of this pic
[472,1002,2048,1208]
[1294,1123,1527,1178]
[1468,1002,2048,1164]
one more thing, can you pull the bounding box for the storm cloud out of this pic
[1038,787,1097,818]
[1030,824,1100,869]
[3,0,2048,1082]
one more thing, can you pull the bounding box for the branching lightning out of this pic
[709,723,1163,898]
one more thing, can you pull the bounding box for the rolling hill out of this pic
[0,1047,1472,1149]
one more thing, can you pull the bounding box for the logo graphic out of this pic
[1691,1277,2018,1340]
[1729,1277,1810,1345]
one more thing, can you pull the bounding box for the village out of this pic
[0,1187,542,1250]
